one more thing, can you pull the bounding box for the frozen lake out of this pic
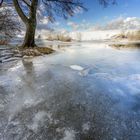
[0,42,140,140]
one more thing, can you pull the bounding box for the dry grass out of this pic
[110,43,140,49]
[127,31,140,40]
[14,47,54,56]
[46,33,72,42]
[112,30,140,41]
[36,47,54,54]
[0,40,8,45]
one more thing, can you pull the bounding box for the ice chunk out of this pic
[70,65,84,71]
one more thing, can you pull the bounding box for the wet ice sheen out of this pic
[0,42,140,140]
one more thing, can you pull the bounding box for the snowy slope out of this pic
[69,30,122,41]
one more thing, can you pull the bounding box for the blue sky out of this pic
[4,0,140,31]
[52,0,140,31]
[73,0,140,23]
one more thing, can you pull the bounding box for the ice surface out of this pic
[79,68,90,76]
[0,42,140,139]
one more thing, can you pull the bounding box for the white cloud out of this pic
[102,17,140,30]
[67,17,140,31]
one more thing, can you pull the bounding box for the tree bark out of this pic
[22,20,36,48]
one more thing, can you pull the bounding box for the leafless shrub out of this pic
[0,7,21,44]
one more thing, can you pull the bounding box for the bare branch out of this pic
[41,0,87,22]
[22,0,31,8]
[13,0,29,23]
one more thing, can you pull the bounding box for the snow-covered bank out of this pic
[35,30,122,41]
[36,29,139,42]
[69,30,121,41]
[6,29,140,46]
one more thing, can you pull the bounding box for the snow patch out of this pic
[82,122,90,131]
[61,129,75,140]
[69,30,121,41]
[70,65,84,71]
[30,111,47,132]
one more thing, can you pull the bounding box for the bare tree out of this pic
[0,0,116,48]
[0,7,20,41]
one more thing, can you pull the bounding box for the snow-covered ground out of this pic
[35,29,122,41]
[69,30,121,41]
[7,29,140,46]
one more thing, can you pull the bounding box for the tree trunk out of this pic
[22,21,36,48]
[13,0,38,48]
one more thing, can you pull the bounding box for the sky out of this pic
[71,0,140,24]
[48,0,140,31]
[3,0,139,33]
